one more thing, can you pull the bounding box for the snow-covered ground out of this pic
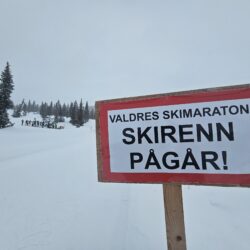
[0,113,249,250]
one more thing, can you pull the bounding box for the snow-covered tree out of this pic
[0,62,14,128]
[27,100,32,112]
[0,105,9,128]
[78,99,84,126]
[84,101,90,123]
[70,101,79,126]
[40,102,48,119]
[0,62,14,109]
[54,100,64,122]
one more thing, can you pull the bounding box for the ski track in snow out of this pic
[0,113,250,250]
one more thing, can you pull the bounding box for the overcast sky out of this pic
[1,0,250,105]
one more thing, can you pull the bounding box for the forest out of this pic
[0,62,95,128]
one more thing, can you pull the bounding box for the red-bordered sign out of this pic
[96,84,250,186]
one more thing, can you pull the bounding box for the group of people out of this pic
[21,119,64,129]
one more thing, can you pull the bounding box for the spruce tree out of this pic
[32,101,36,112]
[27,100,32,112]
[54,101,63,122]
[0,91,9,128]
[70,101,79,126]
[78,99,84,126]
[84,101,90,123]
[62,103,68,117]
[57,101,63,118]
[54,101,59,121]
[0,62,14,128]
[0,62,14,109]
[48,101,53,116]
[40,102,48,119]
[22,101,27,115]
[69,102,74,122]
[0,108,9,128]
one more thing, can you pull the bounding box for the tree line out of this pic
[0,62,95,129]
[14,99,95,126]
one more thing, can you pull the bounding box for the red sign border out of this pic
[96,84,250,186]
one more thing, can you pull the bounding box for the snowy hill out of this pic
[0,114,249,250]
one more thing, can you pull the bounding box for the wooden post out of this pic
[163,184,187,250]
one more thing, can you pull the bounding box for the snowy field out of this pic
[0,113,249,250]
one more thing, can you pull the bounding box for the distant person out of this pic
[21,120,24,126]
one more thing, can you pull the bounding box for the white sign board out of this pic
[96,85,250,185]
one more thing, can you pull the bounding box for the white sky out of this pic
[1,0,250,105]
